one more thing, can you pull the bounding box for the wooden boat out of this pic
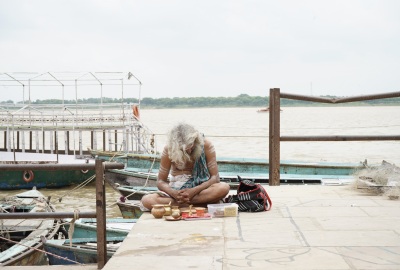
[257,107,283,112]
[117,200,143,219]
[42,218,136,265]
[43,236,125,265]
[0,188,61,266]
[0,152,95,190]
[116,186,159,200]
[62,218,137,239]
[257,107,270,112]
[93,151,361,189]
[0,72,155,190]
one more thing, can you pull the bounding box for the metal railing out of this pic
[268,88,400,185]
[0,160,124,269]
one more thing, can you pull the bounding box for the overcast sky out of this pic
[1,0,399,101]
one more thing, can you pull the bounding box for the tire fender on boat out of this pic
[81,169,89,174]
[23,170,34,182]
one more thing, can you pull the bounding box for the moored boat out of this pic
[43,236,124,265]
[61,218,137,239]
[0,72,155,190]
[93,150,362,188]
[0,152,95,190]
[116,186,159,200]
[0,188,61,266]
[117,200,143,219]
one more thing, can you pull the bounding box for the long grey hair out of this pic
[166,123,204,168]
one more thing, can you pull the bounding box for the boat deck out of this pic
[4,185,400,269]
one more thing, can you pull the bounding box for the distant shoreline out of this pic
[1,93,399,108]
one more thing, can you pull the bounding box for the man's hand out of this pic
[177,188,196,204]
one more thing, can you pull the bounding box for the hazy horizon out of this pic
[1,1,399,101]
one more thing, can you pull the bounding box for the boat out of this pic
[257,107,283,112]
[0,152,95,190]
[0,72,155,190]
[41,218,136,265]
[257,107,270,112]
[93,151,362,189]
[61,218,137,239]
[116,186,159,200]
[0,188,61,266]
[117,200,143,219]
[42,236,125,265]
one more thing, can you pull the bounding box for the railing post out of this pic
[269,88,281,186]
[96,159,107,269]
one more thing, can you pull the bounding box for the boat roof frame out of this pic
[0,71,142,107]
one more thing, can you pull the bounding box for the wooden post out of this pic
[29,131,32,151]
[124,129,128,152]
[95,159,107,269]
[103,130,106,151]
[90,131,93,150]
[55,131,58,157]
[108,130,112,151]
[35,130,39,153]
[269,88,281,186]
[3,131,6,151]
[114,130,118,152]
[21,131,25,153]
[65,131,70,155]
[6,127,10,152]
[79,130,83,156]
[50,130,54,154]
[42,130,45,153]
[17,131,20,151]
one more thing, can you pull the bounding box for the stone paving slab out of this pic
[101,185,400,270]
[3,185,399,270]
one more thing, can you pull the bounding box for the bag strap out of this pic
[259,184,272,211]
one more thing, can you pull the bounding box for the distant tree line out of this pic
[1,94,400,108]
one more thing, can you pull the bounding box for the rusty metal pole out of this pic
[96,159,107,269]
[269,88,281,186]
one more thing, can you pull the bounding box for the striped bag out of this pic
[224,176,272,212]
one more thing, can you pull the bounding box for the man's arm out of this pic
[156,146,179,200]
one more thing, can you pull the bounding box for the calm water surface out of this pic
[1,106,399,217]
[141,106,400,165]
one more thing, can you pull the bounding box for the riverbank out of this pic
[5,184,400,270]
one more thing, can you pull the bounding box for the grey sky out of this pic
[1,0,399,101]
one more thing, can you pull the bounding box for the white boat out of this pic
[0,72,155,189]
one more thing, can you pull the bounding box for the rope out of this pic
[105,155,157,209]
[67,209,80,247]
[0,235,83,265]
[108,145,123,162]
[54,174,96,203]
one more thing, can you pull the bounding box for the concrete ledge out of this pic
[103,185,400,270]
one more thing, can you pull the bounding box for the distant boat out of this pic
[257,107,283,112]
[257,107,270,112]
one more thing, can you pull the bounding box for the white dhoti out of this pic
[139,174,191,211]
[169,174,191,190]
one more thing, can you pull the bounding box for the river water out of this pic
[1,106,399,217]
[140,106,400,164]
